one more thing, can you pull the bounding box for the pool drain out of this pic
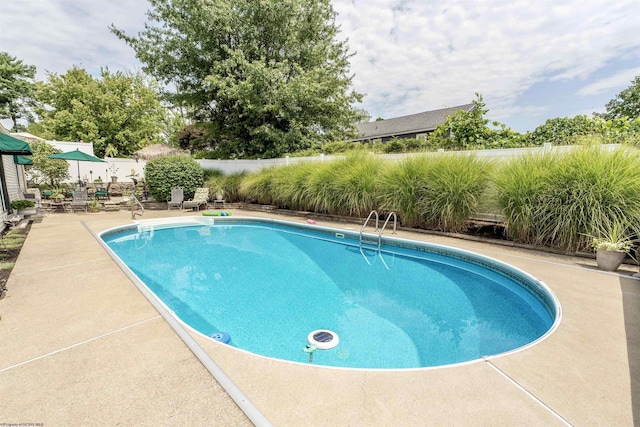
[308,329,339,350]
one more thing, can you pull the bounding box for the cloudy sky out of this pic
[2,0,639,132]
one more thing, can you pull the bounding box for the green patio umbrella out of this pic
[14,155,33,165]
[48,149,105,182]
[0,132,32,155]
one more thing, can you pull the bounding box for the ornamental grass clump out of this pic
[421,154,491,232]
[379,154,490,232]
[304,154,380,215]
[378,156,431,228]
[494,152,556,243]
[305,161,340,214]
[330,154,384,217]
[269,162,317,211]
[239,166,279,205]
[535,146,640,251]
[206,171,246,203]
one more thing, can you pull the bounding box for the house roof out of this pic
[354,104,474,141]
[9,132,44,142]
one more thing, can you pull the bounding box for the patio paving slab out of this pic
[0,209,638,426]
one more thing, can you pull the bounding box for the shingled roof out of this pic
[354,104,474,141]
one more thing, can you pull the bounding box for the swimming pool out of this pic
[101,217,560,369]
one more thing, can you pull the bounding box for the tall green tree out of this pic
[112,0,365,158]
[0,52,36,130]
[601,75,640,121]
[33,66,168,157]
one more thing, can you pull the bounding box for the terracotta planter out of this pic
[596,249,626,271]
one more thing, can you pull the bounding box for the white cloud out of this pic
[576,66,640,96]
[333,0,640,125]
[1,0,148,78]
[1,0,639,131]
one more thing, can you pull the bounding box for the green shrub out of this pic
[383,139,406,153]
[11,199,35,210]
[145,155,203,202]
[526,115,600,145]
[404,137,425,152]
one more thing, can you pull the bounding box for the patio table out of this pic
[45,200,71,213]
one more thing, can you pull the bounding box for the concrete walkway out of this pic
[0,209,638,426]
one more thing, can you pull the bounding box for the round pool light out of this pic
[308,330,339,350]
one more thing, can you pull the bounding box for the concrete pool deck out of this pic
[0,208,638,425]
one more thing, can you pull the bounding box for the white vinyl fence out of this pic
[53,143,623,182]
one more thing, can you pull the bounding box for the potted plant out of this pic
[591,223,635,271]
[88,198,100,213]
[10,199,35,214]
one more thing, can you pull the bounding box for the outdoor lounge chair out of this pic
[69,190,88,212]
[183,187,210,211]
[94,182,110,200]
[167,186,184,210]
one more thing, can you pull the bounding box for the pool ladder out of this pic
[130,193,145,219]
[359,210,397,268]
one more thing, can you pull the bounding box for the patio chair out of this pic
[26,188,42,203]
[95,182,111,200]
[69,190,88,212]
[183,188,210,211]
[167,186,184,210]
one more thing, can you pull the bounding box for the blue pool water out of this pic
[102,218,559,369]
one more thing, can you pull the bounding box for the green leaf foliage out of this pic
[525,115,600,145]
[601,75,640,121]
[33,66,168,157]
[525,114,640,146]
[112,0,365,159]
[0,52,36,130]
[145,155,204,201]
[429,93,526,150]
[10,199,35,210]
[25,140,70,186]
